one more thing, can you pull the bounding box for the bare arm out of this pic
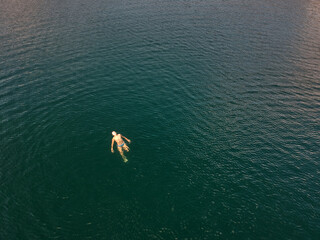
[121,135,131,143]
[111,138,115,153]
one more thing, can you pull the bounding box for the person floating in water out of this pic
[111,131,131,162]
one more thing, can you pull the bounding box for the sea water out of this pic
[1,0,319,239]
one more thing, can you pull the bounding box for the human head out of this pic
[112,131,116,136]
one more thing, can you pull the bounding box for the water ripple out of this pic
[1,0,320,239]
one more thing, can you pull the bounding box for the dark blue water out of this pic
[1,0,319,239]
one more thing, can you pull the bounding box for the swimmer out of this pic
[111,131,131,162]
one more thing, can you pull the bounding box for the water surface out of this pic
[1,0,319,239]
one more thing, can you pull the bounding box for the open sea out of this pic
[1,0,319,239]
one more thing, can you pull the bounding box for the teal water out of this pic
[1,0,319,239]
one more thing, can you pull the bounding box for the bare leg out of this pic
[118,147,128,162]
[123,144,130,152]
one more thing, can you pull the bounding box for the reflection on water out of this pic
[293,0,320,80]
